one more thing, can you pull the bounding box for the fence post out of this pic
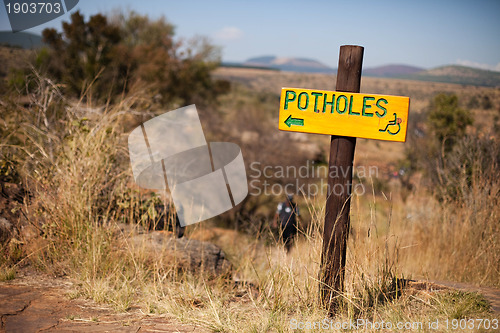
[320,45,364,315]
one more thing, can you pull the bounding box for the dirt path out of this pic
[2,273,499,332]
[0,273,209,333]
[430,280,500,314]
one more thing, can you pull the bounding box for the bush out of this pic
[401,93,477,200]
[435,134,499,203]
[427,93,473,152]
[11,11,228,106]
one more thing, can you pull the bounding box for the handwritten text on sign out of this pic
[278,87,410,142]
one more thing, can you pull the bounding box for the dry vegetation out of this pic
[1,61,499,332]
[215,67,500,286]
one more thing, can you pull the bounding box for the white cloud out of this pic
[213,27,243,41]
[456,59,500,72]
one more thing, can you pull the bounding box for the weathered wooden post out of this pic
[319,45,363,314]
[278,45,410,316]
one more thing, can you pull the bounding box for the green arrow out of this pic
[284,115,304,128]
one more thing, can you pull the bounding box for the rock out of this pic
[0,182,25,203]
[241,131,259,144]
[0,217,13,244]
[296,141,322,160]
[0,281,210,332]
[129,231,232,278]
[0,181,27,244]
[290,133,310,142]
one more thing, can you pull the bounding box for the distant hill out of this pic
[363,64,424,78]
[0,31,44,49]
[405,65,500,87]
[225,56,500,87]
[243,55,336,73]
[221,61,280,71]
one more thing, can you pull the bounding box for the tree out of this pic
[427,93,473,152]
[41,11,126,101]
[33,11,227,106]
[400,93,476,202]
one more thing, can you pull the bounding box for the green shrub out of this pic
[427,93,473,152]
[401,93,479,202]
[11,11,228,107]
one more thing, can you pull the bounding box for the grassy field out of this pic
[214,67,499,284]
[1,66,499,332]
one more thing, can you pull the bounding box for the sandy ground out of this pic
[0,272,209,333]
[1,270,499,332]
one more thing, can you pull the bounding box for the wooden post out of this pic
[320,45,364,315]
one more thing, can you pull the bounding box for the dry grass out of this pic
[396,181,500,287]
[1,69,498,332]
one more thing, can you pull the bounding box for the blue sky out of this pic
[1,0,499,71]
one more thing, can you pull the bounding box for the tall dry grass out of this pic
[397,135,500,287]
[0,72,497,331]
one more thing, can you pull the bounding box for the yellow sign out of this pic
[278,87,410,142]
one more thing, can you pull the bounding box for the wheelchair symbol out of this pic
[379,113,402,135]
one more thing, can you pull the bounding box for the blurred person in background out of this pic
[273,194,299,252]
